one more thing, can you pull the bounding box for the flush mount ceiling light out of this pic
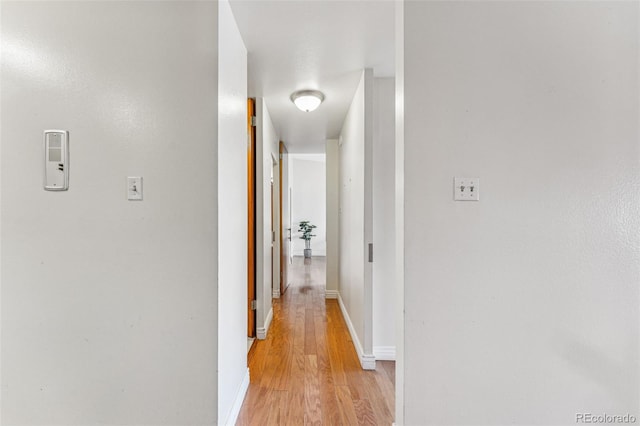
[290,90,325,112]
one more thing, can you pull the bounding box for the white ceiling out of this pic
[229,0,395,153]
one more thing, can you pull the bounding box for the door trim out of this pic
[247,98,257,337]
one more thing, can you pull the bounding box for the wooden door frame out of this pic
[247,98,256,337]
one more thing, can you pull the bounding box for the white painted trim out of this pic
[272,288,280,299]
[256,307,273,340]
[223,368,250,426]
[325,289,338,299]
[337,293,376,370]
[373,346,396,361]
[394,1,405,424]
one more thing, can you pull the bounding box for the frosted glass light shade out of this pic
[290,90,324,112]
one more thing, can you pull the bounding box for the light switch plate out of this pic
[454,177,479,201]
[127,177,143,201]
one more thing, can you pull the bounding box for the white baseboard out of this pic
[223,367,250,426]
[325,289,338,299]
[337,293,376,370]
[373,346,396,361]
[272,288,280,298]
[256,307,273,340]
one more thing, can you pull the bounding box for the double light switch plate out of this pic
[454,177,479,201]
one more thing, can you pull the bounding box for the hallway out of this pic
[237,257,395,425]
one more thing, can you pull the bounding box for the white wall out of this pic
[325,139,340,297]
[338,69,375,369]
[280,145,292,292]
[255,98,279,338]
[372,77,395,359]
[402,2,640,424]
[291,154,326,256]
[1,2,219,424]
[217,1,248,424]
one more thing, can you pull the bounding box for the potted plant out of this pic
[298,221,317,258]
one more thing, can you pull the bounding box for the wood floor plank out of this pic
[284,345,305,425]
[341,333,366,401]
[354,398,378,425]
[314,309,341,425]
[304,308,317,355]
[314,308,333,387]
[248,332,272,380]
[381,360,396,384]
[374,361,396,419]
[265,390,288,426]
[362,367,394,425]
[327,303,348,386]
[335,385,359,425]
[319,382,341,425]
[263,348,292,391]
[237,385,271,426]
[304,355,322,425]
[293,302,306,348]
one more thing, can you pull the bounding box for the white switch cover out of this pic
[127,177,143,201]
[454,177,479,201]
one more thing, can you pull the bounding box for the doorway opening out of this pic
[289,153,327,277]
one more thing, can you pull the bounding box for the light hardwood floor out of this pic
[237,256,395,425]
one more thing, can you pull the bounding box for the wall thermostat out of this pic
[44,130,69,191]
